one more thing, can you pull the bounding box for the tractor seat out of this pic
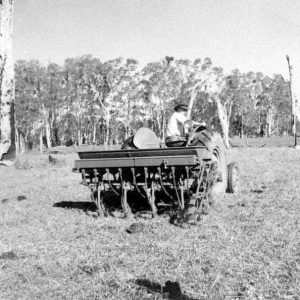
[165,136,187,147]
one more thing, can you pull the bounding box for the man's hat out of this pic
[174,103,188,112]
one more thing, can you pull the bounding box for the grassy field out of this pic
[0,140,300,299]
[230,136,297,148]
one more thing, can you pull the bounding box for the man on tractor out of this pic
[165,103,204,147]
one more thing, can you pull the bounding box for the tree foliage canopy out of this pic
[14,56,292,149]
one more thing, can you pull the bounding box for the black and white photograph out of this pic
[0,0,299,299]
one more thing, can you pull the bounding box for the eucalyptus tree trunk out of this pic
[16,128,25,153]
[41,103,52,147]
[45,120,51,147]
[187,82,201,119]
[104,109,110,145]
[39,130,43,153]
[162,109,166,141]
[92,121,97,144]
[214,95,231,148]
[0,0,15,160]
[240,114,244,138]
[267,106,273,136]
[15,126,19,152]
[77,129,82,146]
[77,115,82,145]
[286,55,296,139]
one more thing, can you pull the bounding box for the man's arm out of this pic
[192,121,206,126]
[183,120,206,127]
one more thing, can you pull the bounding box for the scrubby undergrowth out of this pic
[0,145,300,299]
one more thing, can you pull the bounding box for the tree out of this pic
[63,55,102,145]
[140,57,183,139]
[176,58,219,126]
[0,0,15,160]
[12,54,293,148]
[208,68,232,148]
[112,59,143,140]
[14,60,44,151]
[271,74,291,135]
[183,58,214,119]
[100,58,141,144]
[190,61,233,148]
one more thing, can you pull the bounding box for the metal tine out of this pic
[93,169,99,182]
[105,168,120,196]
[171,166,184,209]
[93,168,99,200]
[118,168,132,218]
[81,168,86,181]
[185,166,190,195]
[190,161,209,211]
[144,167,148,185]
[184,163,208,223]
[118,167,124,200]
[151,180,157,217]
[179,179,185,210]
[195,162,206,197]
[157,167,173,200]
[131,168,146,198]
[118,168,123,187]
[123,182,132,218]
[144,167,148,193]
[91,168,107,217]
[81,169,90,188]
[96,181,106,218]
[197,161,213,213]
[144,167,157,217]
[207,161,218,190]
[202,161,217,203]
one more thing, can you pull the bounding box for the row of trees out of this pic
[14,55,292,150]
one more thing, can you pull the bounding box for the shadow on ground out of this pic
[53,201,98,212]
[53,190,176,216]
[135,279,198,300]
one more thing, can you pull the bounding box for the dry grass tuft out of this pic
[48,154,66,166]
[13,155,32,170]
[13,152,71,170]
[14,153,48,169]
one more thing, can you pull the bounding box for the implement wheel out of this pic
[227,162,240,193]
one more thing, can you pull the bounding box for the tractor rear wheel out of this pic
[190,129,227,195]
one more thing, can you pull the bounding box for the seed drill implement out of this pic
[73,126,239,224]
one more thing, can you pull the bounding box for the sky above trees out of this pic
[14,0,300,83]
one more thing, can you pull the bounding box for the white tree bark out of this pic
[214,95,231,148]
[39,130,43,153]
[187,82,201,119]
[17,128,25,153]
[104,109,110,145]
[40,103,52,148]
[267,105,274,136]
[286,55,297,143]
[92,121,96,144]
[16,127,25,154]
[0,0,15,160]
[45,120,51,148]
[77,128,82,146]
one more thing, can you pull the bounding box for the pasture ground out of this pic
[0,139,300,299]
